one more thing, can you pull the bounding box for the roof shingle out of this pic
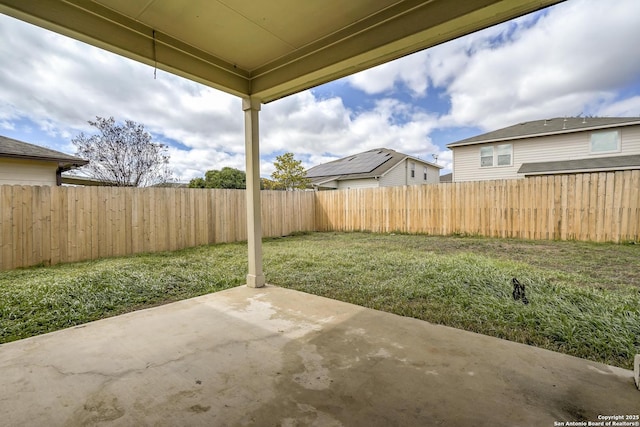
[0,135,88,168]
[306,148,441,186]
[518,154,640,175]
[447,117,640,148]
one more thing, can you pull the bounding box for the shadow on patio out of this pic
[0,285,636,426]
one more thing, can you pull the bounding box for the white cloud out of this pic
[343,0,640,135]
[346,54,430,97]
[596,96,640,118]
[1,0,639,182]
[0,13,442,180]
[0,120,15,131]
[263,94,440,167]
[261,92,352,155]
[0,14,249,180]
[442,0,640,130]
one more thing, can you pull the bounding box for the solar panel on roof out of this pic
[307,150,394,178]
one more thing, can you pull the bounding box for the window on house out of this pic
[497,144,512,166]
[590,130,620,153]
[480,144,512,167]
[410,162,415,178]
[423,168,428,180]
[480,146,493,167]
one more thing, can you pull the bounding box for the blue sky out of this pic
[1,0,640,182]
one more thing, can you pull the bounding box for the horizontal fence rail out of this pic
[315,171,640,243]
[0,187,315,270]
[1,171,639,270]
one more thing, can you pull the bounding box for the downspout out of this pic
[405,159,409,185]
[451,150,455,182]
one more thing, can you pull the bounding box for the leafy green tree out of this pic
[270,152,310,190]
[72,116,173,187]
[188,167,246,189]
[261,177,284,190]
[188,177,207,188]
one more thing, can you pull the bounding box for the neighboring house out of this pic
[307,148,442,190]
[447,117,640,182]
[0,135,88,186]
[60,175,115,186]
[439,172,452,183]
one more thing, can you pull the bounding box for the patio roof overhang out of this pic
[0,0,562,103]
[0,0,563,287]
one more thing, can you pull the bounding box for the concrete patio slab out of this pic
[0,285,637,426]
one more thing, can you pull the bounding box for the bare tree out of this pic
[72,116,173,186]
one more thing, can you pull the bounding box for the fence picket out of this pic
[1,172,639,270]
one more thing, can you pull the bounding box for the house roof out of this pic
[0,0,562,103]
[307,148,442,186]
[0,135,88,170]
[60,175,113,186]
[518,154,640,176]
[439,172,453,183]
[447,117,640,148]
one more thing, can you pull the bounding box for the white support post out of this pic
[243,97,265,288]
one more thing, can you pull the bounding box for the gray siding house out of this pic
[307,148,442,190]
[447,117,640,182]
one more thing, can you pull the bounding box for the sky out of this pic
[1,0,640,183]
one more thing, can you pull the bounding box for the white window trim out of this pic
[496,144,513,167]
[480,146,493,167]
[589,130,621,155]
[480,144,512,168]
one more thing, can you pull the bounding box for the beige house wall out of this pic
[0,158,58,186]
[332,159,441,190]
[452,125,640,182]
[381,160,412,187]
[336,178,379,190]
[381,159,440,187]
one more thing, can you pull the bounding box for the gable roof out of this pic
[307,148,442,186]
[0,135,88,170]
[447,117,640,148]
[518,154,640,176]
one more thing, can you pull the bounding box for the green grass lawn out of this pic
[1,232,639,369]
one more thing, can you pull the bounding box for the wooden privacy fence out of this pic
[315,171,640,243]
[1,171,639,270]
[0,186,315,270]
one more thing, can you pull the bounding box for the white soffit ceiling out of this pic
[0,0,563,102]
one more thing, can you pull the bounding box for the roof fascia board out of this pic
[380,156,442,178]
[447,121,640,148]
[313,180,339,189]
[61,176,113,186]
[313,177,341,186]
[523,165,640,176]
[380,157,408,178]
[405,155,444,169]
[0,152,88,166]
[0,0,251,97]
[337,175,379,182]
[251,0,564,102]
